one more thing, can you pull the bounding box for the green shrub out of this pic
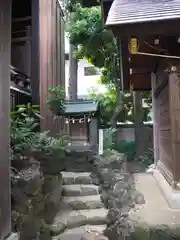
[10,103,69,170]
[103,128,115,150]
[46,85,65,115]
[10,104,41,161]
[139,148,154,167]
[114,140,136,161]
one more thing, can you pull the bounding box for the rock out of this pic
[150,225,173,240]
[69,200,87,210]
[63,185,81,196]
[85,201,104,209]
[19,215,40,240]
[62,172,92,185]
[31,193,45,216]
[81,186,98,196]
[64,147,96,172]
[67,215,87,228]
[63,185,99,197]
[15,167,43,196]
[39,233,51,240]
[146,164,155,173]
[51,222,66,236]
[40,154,66,174]
[82,232,108,240]
[43,173,62,194]
[133,190,145,205]
[76,176,92,184]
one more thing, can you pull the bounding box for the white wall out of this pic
[65,59,106,98]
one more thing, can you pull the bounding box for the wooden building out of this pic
[0,0,65,238]
[61,100,99,151]
[12,0,65,133]
[81,0,180,208]
[105,0,180,208]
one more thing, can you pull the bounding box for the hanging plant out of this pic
[46,85,65,115]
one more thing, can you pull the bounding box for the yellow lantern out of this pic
[129,38,138,54]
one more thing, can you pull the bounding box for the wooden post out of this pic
[0,0,11,238]
[39,0,66,133]
[133,91,144,157]
[151,72,159,165]
[25,26,31,77]
[31,0,40,104]
[169,72,180,186]
[89,117,98,153]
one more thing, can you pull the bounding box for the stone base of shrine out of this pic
[154,169,180,209]
[6,233,19,240]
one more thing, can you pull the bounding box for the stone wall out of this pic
[64,145,96,172]
[91,150,180,240]
[11,161,63,239]
[116,124,153,149]
[104,124,153,150]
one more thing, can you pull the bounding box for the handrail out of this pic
[10,81,31,96]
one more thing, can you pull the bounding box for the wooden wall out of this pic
[39,0,66,134]
[154,62,173,185]
[0,0,11,238]
[169,72,180,184]
[69,122,88,141]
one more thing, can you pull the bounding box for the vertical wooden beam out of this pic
[31,0,40,104]
[89,117,98,153]
[39,0,66,133]
[0,0,11,238]
[151,72,159,165]
[169,72,180,186]
[25,26,31,77]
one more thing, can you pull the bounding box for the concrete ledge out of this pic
[5,233,19,240]
[154,169,180,209]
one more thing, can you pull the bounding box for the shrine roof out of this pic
[106,0,180,26]
[63,100,99,115]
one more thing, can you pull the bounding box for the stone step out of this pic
[52,225,107,240]
[62,171,92,185]
[62,184,99,197]
[61,195,104,210]
[52,208,108,233]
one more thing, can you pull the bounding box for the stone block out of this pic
[43,189,62,224]
[19,215,41,240]
[14,167,43,197]
[82,232,108,240]
[6,233,19,240]
[43,173,62,194]
[75,176,92,184]
[50,222,66,236]
[67,215,87,228]
[40,155,65,174]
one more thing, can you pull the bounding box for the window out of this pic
[84,66,100,76]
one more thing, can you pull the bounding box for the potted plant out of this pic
[31,132,69,174]
[46,85,65,115]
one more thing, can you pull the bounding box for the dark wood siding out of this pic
[0,0,11,238]
[39,0,66,133]
[169,73,180,183]
[31,0,40,104]
[154,63,173,185]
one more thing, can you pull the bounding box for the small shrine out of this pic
[62,100,99,151]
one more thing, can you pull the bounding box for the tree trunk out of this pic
[133,91,144,158]
[68,44,78,100]
[110,86,123,146]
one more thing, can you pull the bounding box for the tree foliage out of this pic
[66,2,152,125]
[66,5,119,86]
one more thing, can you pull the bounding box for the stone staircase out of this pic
[52,171,108,240]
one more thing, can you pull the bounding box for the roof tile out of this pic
[106,0,180,26]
